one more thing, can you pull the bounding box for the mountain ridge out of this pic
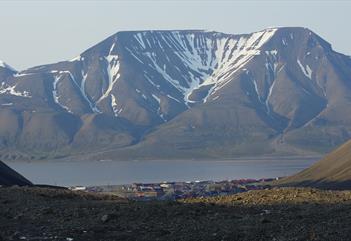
[1,26,351,161]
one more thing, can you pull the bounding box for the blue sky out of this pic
[1,0,350,70]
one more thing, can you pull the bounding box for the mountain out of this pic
[276,139,351,189]
[1,27,351,160]
[0,61,16,81]
[0,160,32,186]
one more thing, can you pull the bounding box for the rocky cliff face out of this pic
[1,27,351,160]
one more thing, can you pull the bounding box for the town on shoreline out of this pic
[70,178,280,200]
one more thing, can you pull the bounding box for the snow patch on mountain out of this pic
[0,61,17,72]
[69,55,84,62]
[166,94,181,103]
[297,59,312,79]
[111,94,122,117]
[97,53,121,103]
[52,76,72,113]
[266,78,277,114]
[152,94,161,104]
[265,50,278,55]
[152,94,166,121]
[1,102,13,106]
[125,28,278,106]
[207,28,278,98]
[56,71,100,113]
[0,82,31,97]
[13,72,36,77]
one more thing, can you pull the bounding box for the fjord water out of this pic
[4,157,319,187]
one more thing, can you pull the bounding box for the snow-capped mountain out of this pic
[1,27,351,160]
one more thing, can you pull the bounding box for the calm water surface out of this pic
[5,157,319,187]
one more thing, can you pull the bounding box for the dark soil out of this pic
[1,187,351,241]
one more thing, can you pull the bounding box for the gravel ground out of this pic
[1,187,351,241]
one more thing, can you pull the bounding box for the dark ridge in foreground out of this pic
[276,139,351,189]
[0,161,32,186]
[1,187,351,241]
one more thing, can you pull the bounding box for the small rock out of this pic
[260,209,271,215]
[42,207,54,215]
[1,200,10,204]
[260,218,271,224]
[14,213,24,220]
[101,214,111,223]
[92,226,106,233]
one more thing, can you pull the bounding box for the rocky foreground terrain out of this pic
[1,187,351,241]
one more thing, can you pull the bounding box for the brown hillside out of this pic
[277,140,351,189]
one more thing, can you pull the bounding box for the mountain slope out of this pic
[0,161,32,186]
[276,139,351,189]
[1,27,351,160]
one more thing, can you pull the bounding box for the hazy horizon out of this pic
[1,0,350,70]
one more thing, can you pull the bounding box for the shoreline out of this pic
[3,155,322,164]
[3,158,317,187]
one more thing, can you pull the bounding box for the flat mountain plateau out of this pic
[1,186,351,241]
